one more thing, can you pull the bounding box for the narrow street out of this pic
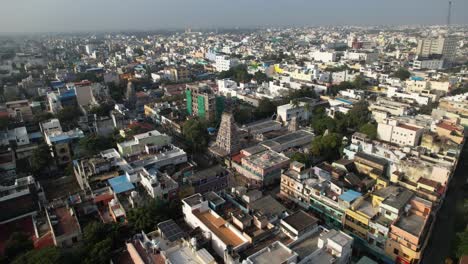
[421,147,468,264]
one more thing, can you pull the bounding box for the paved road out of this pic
[421,147,468,264]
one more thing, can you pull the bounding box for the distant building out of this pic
[186,83,224,121]
[5,100,33,122]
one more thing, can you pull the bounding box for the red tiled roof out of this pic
[231,153,245,164]
[397,123,421,132]
[34,232,54,250]
[436,121,462,132]
[417,177,439,188]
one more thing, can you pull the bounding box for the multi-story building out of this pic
[416,36,457,62]
[182,194,250,258]
[232,148,290,187]
[377,119,425,147]
[384,196,433,264]
[41,119,84,165]
[117,130,187,169]
[215,55,239,72]
[186,83,224,122]
[5,100,33,122]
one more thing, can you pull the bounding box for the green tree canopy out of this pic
[12,247,64,264]
[218,65,253,83]
[392,67,411,81]
[4,232,33,261]
[30,143,53,175]
[253,99,277,119]
[253,71,269,84]
[310,133,343,161]
[89,102,115,117]
[359,123,378,140]
[79,135,116,157]
[290,152,312,168]
[182,119,209,153]
[127,199,182,233]
[57,106,82,130]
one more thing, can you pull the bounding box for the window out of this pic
[394,248,399,255]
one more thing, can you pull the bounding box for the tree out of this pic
[253,71,269,84]
[33,112,55,124]
[182,119,209,153]
[329,81,355,96]
[347,100,371,130]
[310,133,342,161]
[133,48,144,56]
[30,143,53,175]
[84,238,113,264]
[108,82,125,102]
[352,75,367,89]
[253,99,276,119]
[57,106,82,130]
[12,247,64,264]
[233,108,252,125]
[218,65,253,83]
[359,123,377,140]
[290,152,312,168]
[127,199,182,233]
[392,67,411,81]
[79,135,116,157]
[4,233,33,261]
[418,102,439,115]
[455,230,468,258]
[89,102,115,117]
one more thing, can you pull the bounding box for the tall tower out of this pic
[447,1,452,31]
[126,81,136,108]
[213,112,240,156]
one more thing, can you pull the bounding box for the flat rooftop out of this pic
[355,198,379,218]
[242,150,289,169]
[51,207,80,237]
[290,232,320,258]
[243,120,281,132]
[194,210,244,247]
[395,213,426,237]
[282,210,318,233]
[250,195,287,217]
[261,130,313,149]
[247,241,297,264]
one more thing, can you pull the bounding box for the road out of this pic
[421,146,468,264]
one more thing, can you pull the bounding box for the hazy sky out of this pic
[0,0,466,33]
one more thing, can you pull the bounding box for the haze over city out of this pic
[0,1,468,264]
[1,0,468,33]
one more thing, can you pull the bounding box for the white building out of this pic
[413,58,444,70]
[311,50,337,63]
[215,55,240,72]
[343,51,378,63]
[377,119,424,147]
[182,194,249,257]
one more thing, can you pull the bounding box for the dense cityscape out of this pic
[0,8,468,264]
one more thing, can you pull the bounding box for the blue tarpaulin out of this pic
[108,175,135,194]
[339,190,362,202]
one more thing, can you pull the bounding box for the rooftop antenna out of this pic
[447,1,452,33]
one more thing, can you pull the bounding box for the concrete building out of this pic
[311,50,337,63]
[186,83,224,122]
[5,100,33,122]
[182,194,249,257]
[377,119,424,147]
[41,119,84,165]
[233,149,290,187]
[215,55,239,72]
[416,36,457,62]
